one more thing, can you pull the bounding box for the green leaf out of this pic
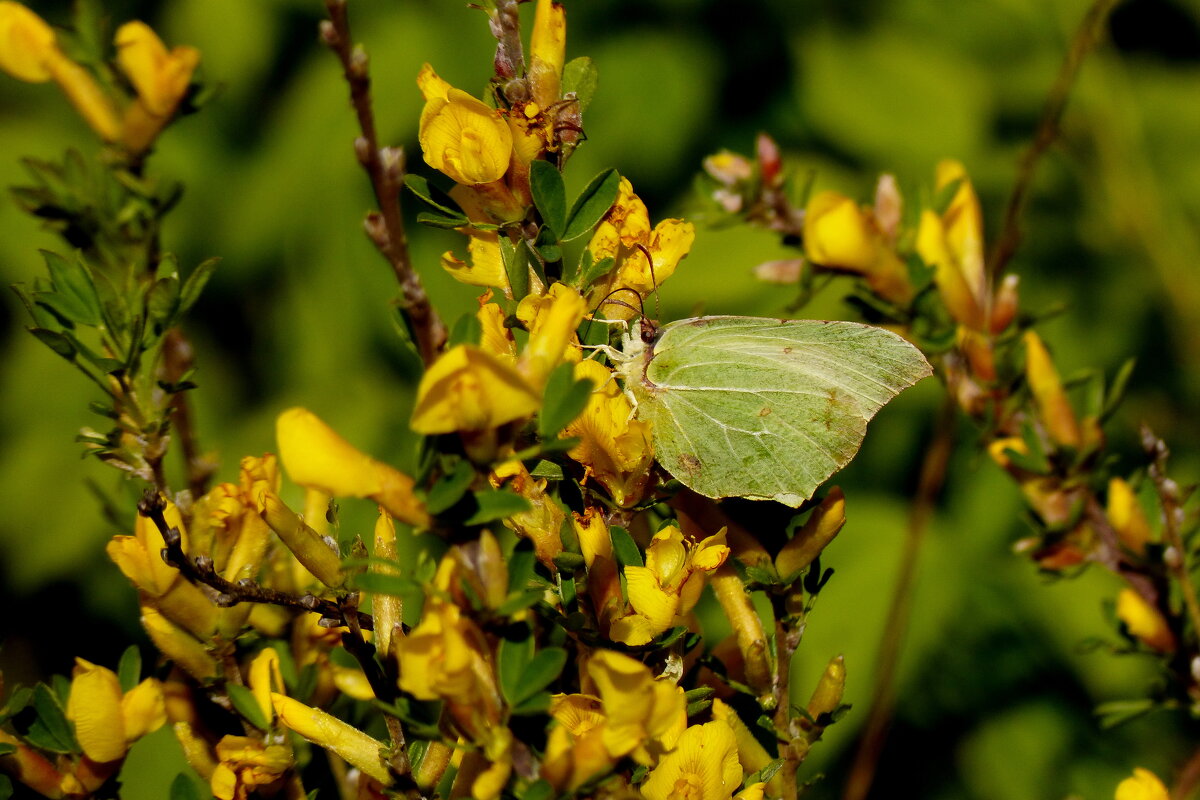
[530,160,567,239]
[539,362,595,439]
[0,743,16,757]
[227,683,269,731]
[498,628,536,706]
[169,773,204,800]
[464,491,532,525]
[416,211,469,229]
[511,692,552,716]
[404,174,466,217]
[448,312,484,348]
[562,57,598,113]
[425,459,476,515]
[563,169,620,242]
[610,526,643,567]
[117,646,142,693]
[147,275,181,329]
[25,684,77,754]
[43,250,102,326]
[0,774,11,800]
[179,258,219,314]
[1095,699,1156,729]
[579,256,616,292]
[521,779,554,800]
[28,328,76,361]
[500,238,531,302]
[1102,358,1136,421]
[530,460,564,480]
[512,648,567,704]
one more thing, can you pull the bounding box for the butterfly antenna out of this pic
[635,243,662,322]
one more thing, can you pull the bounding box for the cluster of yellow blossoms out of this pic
[0,1,197,154]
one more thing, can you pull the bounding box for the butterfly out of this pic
[612,316,932,506]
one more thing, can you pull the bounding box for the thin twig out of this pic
[319,0,446,366]
[1144,428,1200,642]
[843,398,957,800]
[137,490,374,630]
[986,0,1122,279]
[1173,743,1200,800]
[163,328,215,499]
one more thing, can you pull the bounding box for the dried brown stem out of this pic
[1173,743,1200,800]
[137,489,374,630]
[843,398,957,800]
[320,0,446,366]
[986,0,1122,279]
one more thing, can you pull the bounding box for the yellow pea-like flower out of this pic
[1115,768,1169,800]
[1116,588,1175,652]
[115,21,199,152]
[806,190,913,306]
[410,344,542,434]
[641,721,743,800]
[65,659,165,764]
[276,407,429,527]
[419,84,513,186]
[516,282,586,386]
[0,1,56,82]
[529,0,566,108]
[271,694,389,784]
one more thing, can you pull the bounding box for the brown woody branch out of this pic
[137,489,374,630]
[319,0,446,366]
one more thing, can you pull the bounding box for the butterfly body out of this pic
[615,316,932,506]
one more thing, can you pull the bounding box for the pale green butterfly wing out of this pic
[619,316,932,506]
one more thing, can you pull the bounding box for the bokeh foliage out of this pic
[1,0,1198,797]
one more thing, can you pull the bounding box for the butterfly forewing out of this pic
[635,317,932,506]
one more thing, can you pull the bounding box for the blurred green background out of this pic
[2,0,1199,797]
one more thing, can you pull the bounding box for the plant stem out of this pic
[842,398,956,800]
[137,489,375,630]
[986,0,1121,280]
[320,0,446,366]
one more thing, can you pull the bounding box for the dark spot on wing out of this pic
[782,346,792,354]
[819,387,843,430]
[678,453,702,476]
[758,406,772,417]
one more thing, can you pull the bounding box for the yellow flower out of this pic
[641,721,742,800]
[141,603,218,681]
[491,459,564,567]
[563,358,653,507]
[65,659,165,764]
[587,178,694,319]
[586,649,686,766]
[395,597,501,735]
[419,66,513,186]
[271,694,390,784]
[1115,768,1169,800]
[1108,478,1152,556]
[440,186,511,291]
[915,160,986,329]
[478,300,518,362]
[410,344,542,434]
[115,21,199,152]
[516,282,586,386]
[804,190,912,306]
[711,699,782,797]
[529,0,566,108]
[106,500,217,637]
[1116,588,1175,652]
[1023,330,1082,449]
[0,1,55,81]
[610,526,729,646]
[210,736,292,800]
[543,694,615,792]
[775,488,846,578]
[276,407,429,527]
